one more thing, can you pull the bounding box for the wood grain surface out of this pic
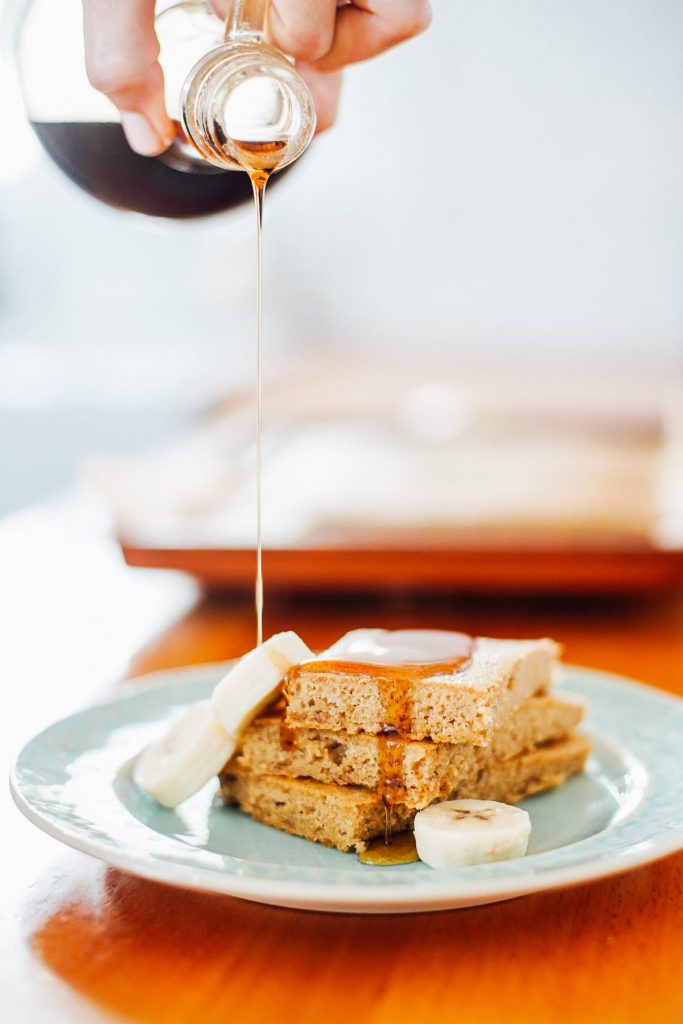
[4,504,683,1024]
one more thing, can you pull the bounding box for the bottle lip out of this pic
[181,42,316,173]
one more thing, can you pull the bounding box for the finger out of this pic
[269,0,338,63]
[312,0,432,72]
[296,65,343,133]
[82,0,174,155]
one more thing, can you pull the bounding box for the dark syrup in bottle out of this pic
[30,121,288,219]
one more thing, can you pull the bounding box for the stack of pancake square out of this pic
[220,630,589,853]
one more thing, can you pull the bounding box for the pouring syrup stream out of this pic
[251,169,268,647]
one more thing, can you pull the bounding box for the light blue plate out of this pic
[10,664,683,913]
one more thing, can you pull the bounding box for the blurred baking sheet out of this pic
[90,357,683,593]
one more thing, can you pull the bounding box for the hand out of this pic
[82,0,432,156]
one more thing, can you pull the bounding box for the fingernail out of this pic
[121,112,165,156]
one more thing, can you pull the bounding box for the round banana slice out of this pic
[133,700,235,808]
[414,799,531,869]
[211,631,314,740]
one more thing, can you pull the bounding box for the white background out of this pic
[0,0,682,505]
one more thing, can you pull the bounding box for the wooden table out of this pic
[3,500,683,1024]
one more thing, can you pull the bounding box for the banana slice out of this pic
[413,799,531,869]
[134,631,313,808]
[133,699,235,808]
[211,631,314,740]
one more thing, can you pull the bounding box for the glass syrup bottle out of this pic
[14,0,316,218]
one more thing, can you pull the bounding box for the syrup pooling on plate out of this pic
[358,831,419,865]
[293,629,475,806]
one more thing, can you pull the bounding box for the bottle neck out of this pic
[223,0,269,42]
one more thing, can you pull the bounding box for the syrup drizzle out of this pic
[251,171,266,647]
[297,630,475,811]
[258,695,297,750]
[278,716,297,752]
[241,142,289,647]
[377,718,411,808]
